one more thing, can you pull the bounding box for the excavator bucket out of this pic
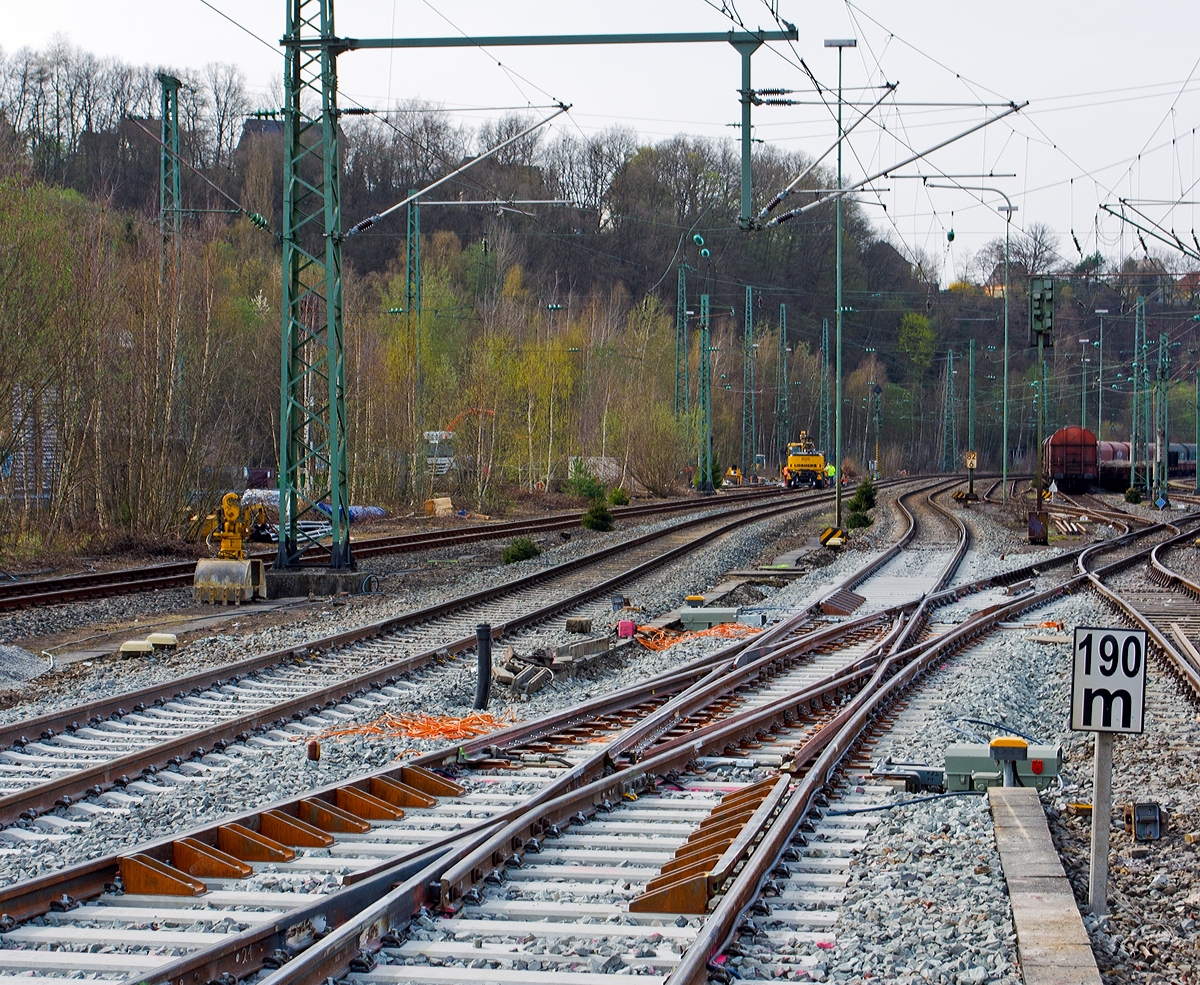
[194,558,265,604]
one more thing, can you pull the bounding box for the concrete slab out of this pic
[988,787,1101,985]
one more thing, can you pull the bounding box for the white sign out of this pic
[1071,627,1147,733]
[965,451,978,470]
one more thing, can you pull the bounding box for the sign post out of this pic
[1071,626,1147,916]
[965,450,978,500]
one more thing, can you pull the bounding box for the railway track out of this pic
[0,488,798,612]
[0,475,1098,985]
[0,491,845,827]
[1085,515,1200,695]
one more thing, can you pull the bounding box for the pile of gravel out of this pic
[0,644,48,686]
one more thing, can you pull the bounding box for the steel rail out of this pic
[667,569,1089,983]
[1086,526,1200,694]
[0,488,796,609]
[0,547,932,983]
[109,480,1124,985]
[1,476,934,754]
[0,494,824,826]
[0,477,1028,985]
[210,547,1116,985]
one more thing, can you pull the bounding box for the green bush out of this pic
[565,459,606,500]
[1124,487,1143,504]
[846,510,874,529]
[607,487,630,506]
[693,456,723,491]
[501,537,542,564]
[581,501,614,531]
[848,474,877,512]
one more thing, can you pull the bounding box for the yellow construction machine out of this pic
[782,431,828,489]
[194,492,267,604]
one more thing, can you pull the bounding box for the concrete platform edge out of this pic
[988,786,1102,985]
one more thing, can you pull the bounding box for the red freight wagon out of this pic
[1043,426,1098,493]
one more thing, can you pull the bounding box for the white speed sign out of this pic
[1070,626,1147,734]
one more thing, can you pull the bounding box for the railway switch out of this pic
[944,741,1062,792]
[870,757,945,793]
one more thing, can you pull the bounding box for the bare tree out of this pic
[204,62,249,171]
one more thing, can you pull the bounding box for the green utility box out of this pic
[944,742,1062,792]
[679,607,739,631]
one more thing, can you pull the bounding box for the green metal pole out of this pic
[700,293,713,492]
[1131,306,1139,493]
[968,338,976,454]
[675,264,688,416]
[820,318,830,456]
[157,73,181,283]
[734,41,761,230]
[743,286,753,475]
[1081,338,1087,431]
[969,338,975,496]
[1035,332,1045,507]
[942,349,956,472]
[1142,300,1151,495]
[1157,331,1169,505]
[1195,368,1199,493]
[1001,213,1010,503]
[835,45,845,527]
[778,303,789,470]
[407,192,423,499]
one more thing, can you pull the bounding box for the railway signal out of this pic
[1029,277,1054,543]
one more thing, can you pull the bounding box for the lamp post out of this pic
[1079,338,1090,431]
[826,37,855,528]
[925,183,1015,501]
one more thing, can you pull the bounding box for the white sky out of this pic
[10,1,1200,280]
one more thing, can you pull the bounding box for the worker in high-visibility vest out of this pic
[824,464,836,480]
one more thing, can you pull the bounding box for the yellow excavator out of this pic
[193,492,268,604]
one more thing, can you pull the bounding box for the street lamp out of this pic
[1079,338,1090,430]
[924,183,1016,501]
[825,37,856,527]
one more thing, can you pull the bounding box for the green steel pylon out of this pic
[157,73,182,282]
[777,303,789,466]
[699,294,713,492]
[675,264,689,415]
[743,286,754,474]
[941,349,957,472]
[819,318,831,456]
[277,0,352,569]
